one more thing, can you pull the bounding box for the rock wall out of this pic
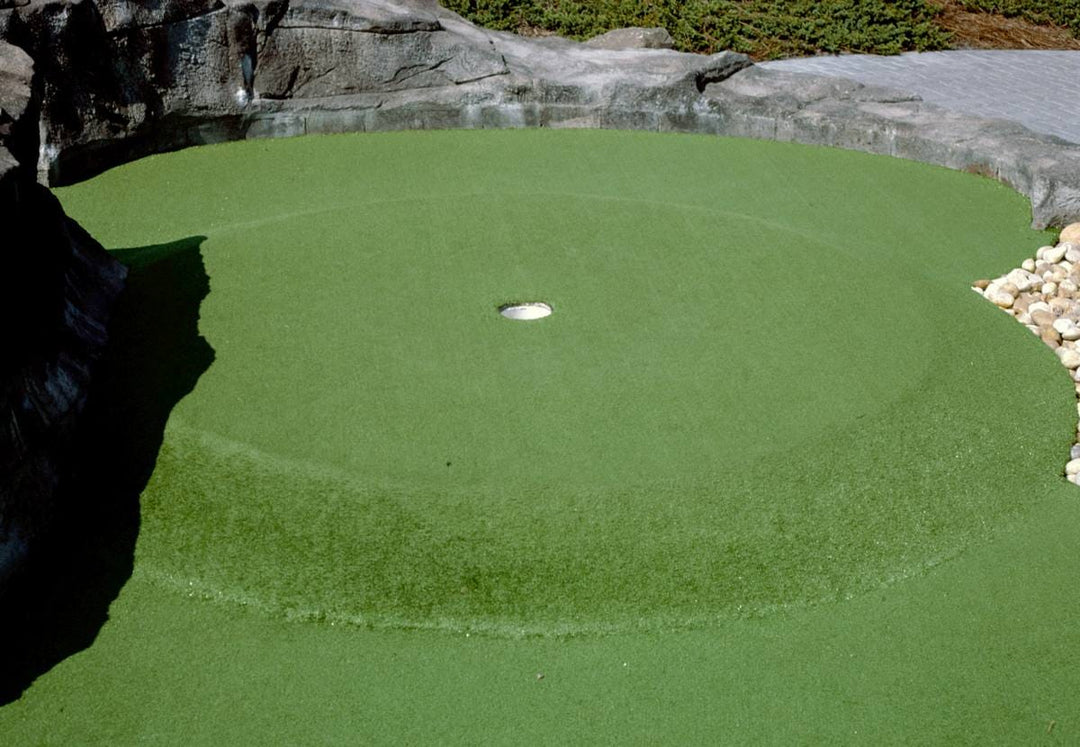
[2,0,1080,589]
[0,0,1075,227]
[0,39,126,590]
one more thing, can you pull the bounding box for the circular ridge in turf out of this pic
[55,129,1073,636]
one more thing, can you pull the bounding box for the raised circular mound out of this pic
[57,130,1072,636]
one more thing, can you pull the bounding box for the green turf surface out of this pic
[6,129,1076,740]
[49,130,1070,636]
[3,490,1080,743]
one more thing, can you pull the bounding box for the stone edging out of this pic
[975,224,1080,481]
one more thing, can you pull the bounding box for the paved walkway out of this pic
[761,50,1080,145]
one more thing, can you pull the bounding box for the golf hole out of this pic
[499,302,553,321]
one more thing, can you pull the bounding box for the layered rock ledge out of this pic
[2,0,1080,590]
[0,0,1074,228]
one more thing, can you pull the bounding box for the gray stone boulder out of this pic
[585,26,675,50]
[253,1,508,100]
[95,0,225,32]
[0,41,32,172]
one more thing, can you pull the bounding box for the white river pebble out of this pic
[1040,244,1068,263]
[980,242,1080,485]
[1057,346,1080,368]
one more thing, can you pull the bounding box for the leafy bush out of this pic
[440,0,952,58]
[957,0,1080,36]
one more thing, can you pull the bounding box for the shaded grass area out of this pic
[51,131,1070,637]
[440,0,1078,57]
[3,489,1080,743]
[0,238,213,704]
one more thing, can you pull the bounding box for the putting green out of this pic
[6,128,1080,742]
[49,130,1071,637]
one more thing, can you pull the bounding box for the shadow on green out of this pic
[0,236,214,705]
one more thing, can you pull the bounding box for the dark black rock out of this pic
[0,39,126,592]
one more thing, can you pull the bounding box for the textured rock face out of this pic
[0,40,126,590]
[0,42,33,170]
[0,0,753,185]
[253,4,508,100]
[584,27,675,50]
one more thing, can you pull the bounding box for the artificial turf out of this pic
[3,129,1077,741]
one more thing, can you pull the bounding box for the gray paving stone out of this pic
[762,50,1080,144]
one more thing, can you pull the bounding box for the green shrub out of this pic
[439,0,952,58]
[957,0,1080,36]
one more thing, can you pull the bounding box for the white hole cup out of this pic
[499,302,553,321]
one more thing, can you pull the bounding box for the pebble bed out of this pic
[973,223,1080,482]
